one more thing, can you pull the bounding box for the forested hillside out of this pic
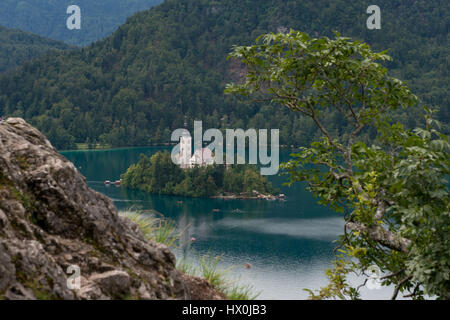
[0,0,448,150]
[0,26,71,74]
[0,0,163,46]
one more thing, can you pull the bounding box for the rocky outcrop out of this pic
[0,118,225,300]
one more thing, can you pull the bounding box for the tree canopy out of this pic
[121,151,278,198]
[0,0,448,150]
[0,26,71,74]
[226,30,449,299]
[0,0,163,46]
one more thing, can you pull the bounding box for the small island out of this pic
[120,151,280,199]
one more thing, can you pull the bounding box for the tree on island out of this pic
[226,31,449,299]
[121,151,279,198]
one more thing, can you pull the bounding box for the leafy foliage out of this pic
[121,151,278,197]
[226,31,449,299]
[0,0,448,150]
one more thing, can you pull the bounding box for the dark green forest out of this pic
[121,151,278,197]
[0,26,71,74]
[0,0,163,46]
[0,0,448,150]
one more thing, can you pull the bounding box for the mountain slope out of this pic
[0,26,71,74]
[0,0,448,150]
[0,0,163,46]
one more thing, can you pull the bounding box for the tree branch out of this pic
[391,275,413,300]
[346,221,411,254]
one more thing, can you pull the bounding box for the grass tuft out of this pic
[178,254,260,300]
[119,210,178,248]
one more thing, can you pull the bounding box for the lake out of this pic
[62,146,395,299]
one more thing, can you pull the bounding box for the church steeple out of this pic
[179,115,192,168]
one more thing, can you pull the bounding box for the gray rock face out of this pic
[0,118,224,300]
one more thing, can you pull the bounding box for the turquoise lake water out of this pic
[61,147,395,299]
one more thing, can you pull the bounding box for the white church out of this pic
[177,133,214,169]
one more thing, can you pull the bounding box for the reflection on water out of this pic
[215,217,344,241]
[62,147,397,299]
